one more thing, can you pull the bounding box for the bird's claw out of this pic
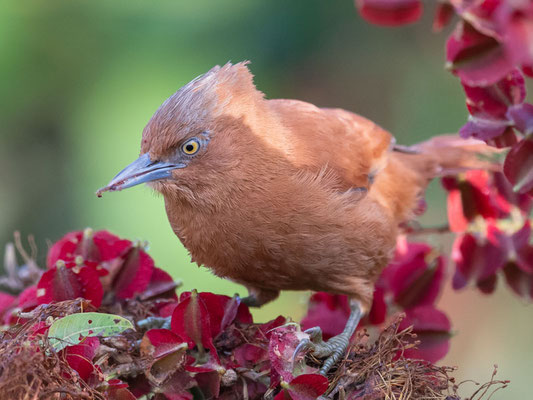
[293,326,351,375]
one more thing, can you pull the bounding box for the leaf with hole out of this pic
[48,312,134,352]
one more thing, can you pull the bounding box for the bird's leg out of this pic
[240,287,280,308]
[294,299,363,375]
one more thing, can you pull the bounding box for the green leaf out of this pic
[48,312,134,352]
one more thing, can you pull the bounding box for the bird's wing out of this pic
[267,99,394,190]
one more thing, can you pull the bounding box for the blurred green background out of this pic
[1,1,531,398]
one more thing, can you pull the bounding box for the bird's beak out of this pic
[96,153,185,196]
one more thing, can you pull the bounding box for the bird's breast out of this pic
[163,175,396,296]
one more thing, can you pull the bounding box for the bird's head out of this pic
[97,62,269,201]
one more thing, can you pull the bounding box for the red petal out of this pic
[285,374,329,400]
[447,21,514,86]
[112,245,154,299]
[399,306,451,363]
[503,137,533,194]
[37,264,103,307]
[356,0,423,27]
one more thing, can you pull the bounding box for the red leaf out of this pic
[269,325,307,387]
[91,230,132,262]
[0,293,15,319]
[106,387,137,400]
[433,1,455,32]
[18,285,39,310]
[5,285,39,324]
[463,69,525,119]
[233,343,268,369]
[300,293,349,340]
[356,0,423,27]
[285,374,329,400]
[452,225,507,292]
[507,221,533,273]
[367,286,387,325]
[399,306,451,363]
[36,264,103,307]
[500,3,533,68]
[195,371,221,399]
[447,21,514,86]
[442,171,503,231]
[47,229,131,268]
[503,137,533,194]
[507,103,533,136]
[142,329,187,359]
[503,262,533,300]
[493,171,532,215]
[140,329,187,384]
[47,231,80,268]
[459,69,526,143]
[65,337,100,381]
[140,267,179,301]
[385,242,445,309]
[445,188,469,232]
[112,245,154,299]
[171,290,213,351]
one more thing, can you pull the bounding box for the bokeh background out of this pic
[1,1,531,398]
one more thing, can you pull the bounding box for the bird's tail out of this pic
[371,134,501,223]
[396,134,501,178]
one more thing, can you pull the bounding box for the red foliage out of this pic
[0,224,523,398]
[355,0,533,196]
[355,0,423,27]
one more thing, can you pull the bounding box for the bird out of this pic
[97,62,494,374]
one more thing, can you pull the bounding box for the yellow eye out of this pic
[182,139,200,155]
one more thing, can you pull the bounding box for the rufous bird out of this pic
[98,62,493,374]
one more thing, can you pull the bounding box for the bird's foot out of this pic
[293,299,363,375]
[294,327,351,375]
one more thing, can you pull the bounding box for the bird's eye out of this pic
[181,138,200,155]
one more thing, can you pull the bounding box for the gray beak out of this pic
[96,153,185,196]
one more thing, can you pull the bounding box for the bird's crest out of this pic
[141,61,261,155]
